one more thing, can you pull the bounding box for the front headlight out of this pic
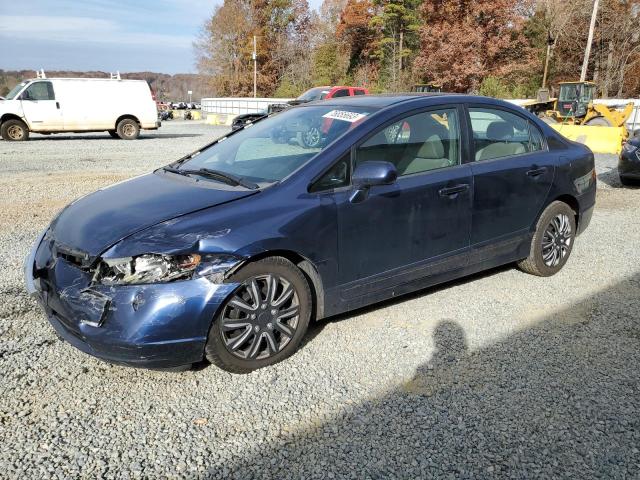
[95,254,202,285]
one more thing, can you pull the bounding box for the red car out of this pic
[292,86,369,104]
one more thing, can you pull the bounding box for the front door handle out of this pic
[526,167,547,177]
[438,184,469,198]
[56,102,60,109]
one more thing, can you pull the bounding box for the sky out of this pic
[0,0,322,74]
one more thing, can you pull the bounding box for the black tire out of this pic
[107,130,119,138]
[1,119,30,141]
[620,175,639,187]
[116,118,140,140]
[584,116,612,127]
[205,256,312,373]
[518,201,577,277]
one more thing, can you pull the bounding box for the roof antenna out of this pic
[110,71,121,80]
[36,69,46,79]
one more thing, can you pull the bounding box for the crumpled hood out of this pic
[51,172,257,257]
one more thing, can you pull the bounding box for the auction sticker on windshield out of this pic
[322,110,368,122]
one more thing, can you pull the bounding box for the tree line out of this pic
[194,0,640,99]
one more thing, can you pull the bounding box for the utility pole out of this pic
[252,35,257,98]
[580,0,599,82]
[542,33,554,89]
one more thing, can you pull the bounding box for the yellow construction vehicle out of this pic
[412,84,442,93]
[522,81,633,130]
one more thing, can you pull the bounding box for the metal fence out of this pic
[201,97,294,116]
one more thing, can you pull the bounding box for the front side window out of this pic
[355,108,460,176]
[177,105,374,185]
[309,153,351,192]
[297,88,329,102]
[470,107,539,161]
[22,81,55,101]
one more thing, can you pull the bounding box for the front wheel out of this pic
[116,118,140,140]
[518,201,576,277]
[1,119,30,141]
[205,257,312,373]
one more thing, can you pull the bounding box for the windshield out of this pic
[6,81,28,100]
[297,87,330,102]
[559,84,594,103]
[176,105,375,184]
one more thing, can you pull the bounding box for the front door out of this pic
[467,106,555,250]
[334,106,472,299]
[20,81,63,131]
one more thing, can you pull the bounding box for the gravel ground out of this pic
[1,122,639,479]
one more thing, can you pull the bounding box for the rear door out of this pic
[466,105,555,254]
[19,81,63,130]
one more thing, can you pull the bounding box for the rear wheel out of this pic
[116,118,140,140]
[107,130,119,138]
[1,119,29,141]
[518,201,576,277]
[584,116,613,127]
[205,257,312,373]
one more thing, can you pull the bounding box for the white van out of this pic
[0,75,160,141]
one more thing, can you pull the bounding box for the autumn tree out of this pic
[413,0,533,92]
[194,0,254,96]
[336,0,376,85]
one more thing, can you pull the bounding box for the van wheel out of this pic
[205,257,312,374]
[108,130,119,139]
[518,201,576,277]
[1,119,30,141]
[116,118,140,140]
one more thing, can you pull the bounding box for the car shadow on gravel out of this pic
[204,273,640,479]
[300,264,514,349]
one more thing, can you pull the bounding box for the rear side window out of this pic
[355,108,460,176]
[332,89,350,98]
[354,89,366,96]
[529,122,545,152]
[469,107,543,161]
[22,81,55,101]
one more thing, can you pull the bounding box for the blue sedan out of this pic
[24,94,596,373]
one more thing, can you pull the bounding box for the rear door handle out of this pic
[526,167,547,177]
[438,184,469,198]
[56,102,60,109]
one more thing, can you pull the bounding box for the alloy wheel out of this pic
[541,213,572,267]
[303,127,321,148]
[220,274,300,360]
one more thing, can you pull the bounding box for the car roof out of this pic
[310,93,471,109]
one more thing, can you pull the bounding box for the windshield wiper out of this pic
[162,166,258,190]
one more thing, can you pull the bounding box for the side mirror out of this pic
[350,161,397,203]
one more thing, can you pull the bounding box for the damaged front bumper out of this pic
[24,232,239,369]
